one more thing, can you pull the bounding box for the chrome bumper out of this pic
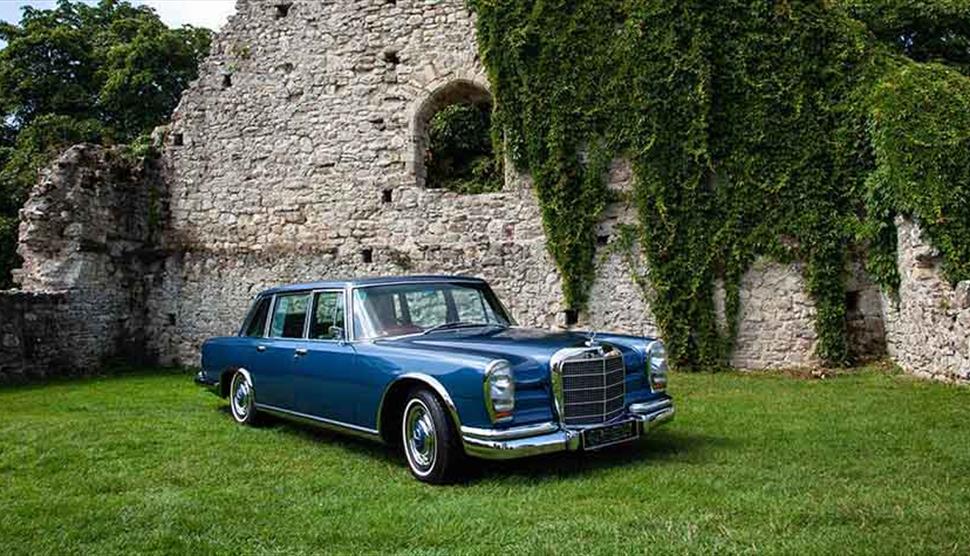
[461,398,674,461]
[194,370,220,394]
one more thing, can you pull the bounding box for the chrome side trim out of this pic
[255,403,381,440]
[375,373,462,439]
[461,421,559,441]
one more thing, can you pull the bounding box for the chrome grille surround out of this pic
[550,344,627,427]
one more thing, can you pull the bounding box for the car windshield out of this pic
[352,282,512,340]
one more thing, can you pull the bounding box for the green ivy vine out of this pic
[469,0,970,369]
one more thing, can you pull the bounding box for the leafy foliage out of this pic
[842,0,970,74]
[426,103,503,194]
[0,215,17,288]
[0,0,211,288]
[470,0,970,369]
[868,62,970,284]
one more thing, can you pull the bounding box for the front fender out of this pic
[376,372,463,436]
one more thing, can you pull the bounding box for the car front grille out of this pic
[557,349,626,426]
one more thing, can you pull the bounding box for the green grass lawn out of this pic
[1,367,969,554]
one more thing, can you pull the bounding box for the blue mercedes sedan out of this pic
[196,275,674,483]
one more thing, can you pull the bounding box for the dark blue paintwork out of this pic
[199,276,666,437]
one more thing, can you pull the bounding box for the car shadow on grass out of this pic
[219,406,731,483]
[219,406,402,463]
[468,429,733,483]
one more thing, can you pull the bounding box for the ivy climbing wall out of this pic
[140,0,886,367]
[7,0,968,382]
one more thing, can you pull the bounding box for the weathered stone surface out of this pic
[956,281,970,311]
[2,0,893,380]
[151,0,566,364]
[1,144,167,382]
[882,217,970,382]
[0,290,67,383]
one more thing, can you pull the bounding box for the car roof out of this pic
[259,275,487,296]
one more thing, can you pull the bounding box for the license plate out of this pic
[582,421,639,450]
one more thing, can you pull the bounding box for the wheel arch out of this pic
[219,367,251,398]
[377,373,462,445]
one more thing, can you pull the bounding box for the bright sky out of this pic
[0,0,236,30]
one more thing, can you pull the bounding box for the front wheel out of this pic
[229,370,259,426]
[401,389,463,484]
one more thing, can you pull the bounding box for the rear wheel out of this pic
[401,389,463,484]
[229,370,259,426]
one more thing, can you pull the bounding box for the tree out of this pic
[0,0,211,288]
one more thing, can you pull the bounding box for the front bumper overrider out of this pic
[461,397,674,460]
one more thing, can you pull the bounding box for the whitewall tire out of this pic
[229,370,259,426]
[401,389,463,484]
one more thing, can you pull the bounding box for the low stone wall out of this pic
[0,290,68,383]
[883,218,970,382]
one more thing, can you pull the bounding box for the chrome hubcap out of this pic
[404,400,436,473]
[231,374,253,420]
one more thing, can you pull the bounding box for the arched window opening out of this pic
[413,80,502,193]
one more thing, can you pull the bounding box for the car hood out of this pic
[376,326,595,367]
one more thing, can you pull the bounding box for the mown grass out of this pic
[1,366,968,554]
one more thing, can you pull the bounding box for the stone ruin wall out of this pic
[883,218,970,382]
[6,0,965,383]
[151,0,561,365]
[151,0,885,368]
[1,145,166,382]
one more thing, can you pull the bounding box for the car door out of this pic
[251,291,312,411]
[234,295,277,397]
[291,289,360,425]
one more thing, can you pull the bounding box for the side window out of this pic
[269,293,310,339]
[311,291,346,340]
[244,297,272,337]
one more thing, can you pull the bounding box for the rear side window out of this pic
[270,293,310,338]
[244,297,271,337]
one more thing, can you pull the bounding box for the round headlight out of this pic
[484,360,515,422]
[646,340,668,392]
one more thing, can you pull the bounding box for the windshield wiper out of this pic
[421,321,506,335]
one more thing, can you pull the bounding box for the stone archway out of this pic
[409,79,493,189]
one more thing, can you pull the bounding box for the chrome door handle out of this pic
[294,348,308,357]
[256,345,267,352]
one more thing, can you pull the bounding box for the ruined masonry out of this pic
[2,0,968,383]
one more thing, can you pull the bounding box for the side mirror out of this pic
[330,325,345,341]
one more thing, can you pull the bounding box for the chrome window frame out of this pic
[267,290,313,340]
[238,295,273,338]
[304,288,351,344]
